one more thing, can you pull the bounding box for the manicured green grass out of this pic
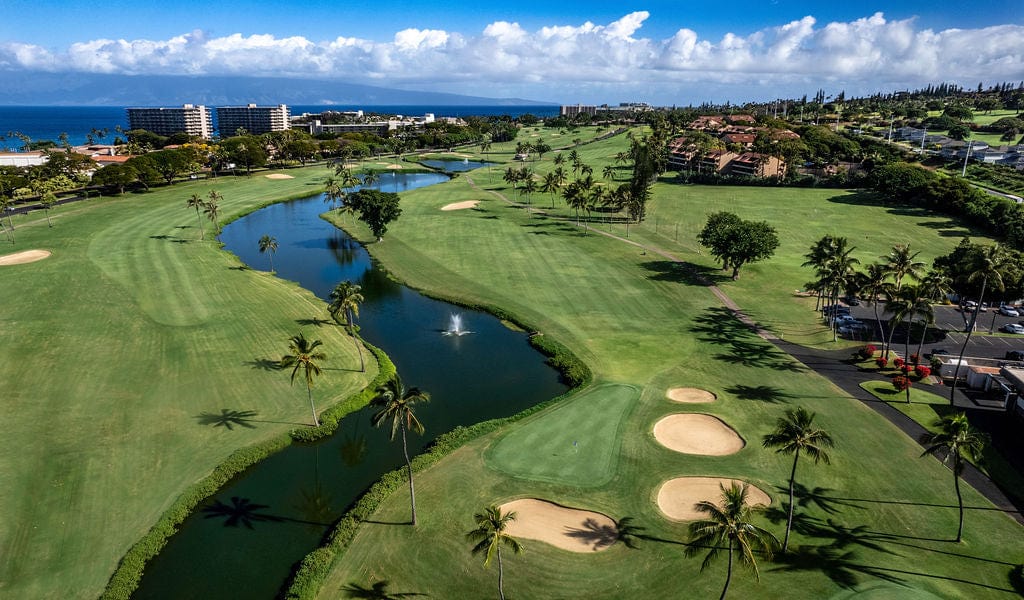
[486,383,639,487]
[0,168,377,599]
[318,129,1024,599]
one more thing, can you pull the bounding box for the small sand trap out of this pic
[264,173,294,180]
[441,200,481,211]
[666,388,716,403]
[499,499,619,552]
[384,163,404,170]
[0,249,51,266]
[653,414,745,456]
[657,477,771,521]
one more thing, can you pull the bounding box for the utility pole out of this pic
[961,140,974,177]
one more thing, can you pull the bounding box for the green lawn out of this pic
[317,130,1024,599]
[0,168,377,598]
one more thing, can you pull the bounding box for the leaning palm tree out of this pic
[204,191,223,234]
[328,280,365,372]
[859,263,894,352]
[258,234,278,273]
[467,505,524,600]
[685,483,780,600]
[950,244,1008,405]
[360,170,380,189]
[371,374,429,525]
[280,333,327,427]
[920,412,988,542]
[883,243,925,296]
[761,407,834,552]
[186,193,206,240]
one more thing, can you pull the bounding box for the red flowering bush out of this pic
[892,375,912,392]
[859,345,877,360]
[910,353,920,365]
[915,365,932,379]
[875,356,888,368]
[893,357,905,369]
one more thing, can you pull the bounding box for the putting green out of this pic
[485,383,639,487]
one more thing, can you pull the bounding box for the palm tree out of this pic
[521,174,537,214]
[540,171,560,209]
[323,176,342,211]
[859,263,894,351]
[280,333,327,427]
[920,412,988,542]
[467,505,525,600]
[762,408,835,552]
[950,244,1008,405]
[371,374,429,525]
[915,270,952,359]
[205,190,223,234]
[502,167,520,200]
[883,243,925,296]
[258,234,278,272]
[603,164,615,181]
[361,170,380,189]
[328,280,365,372]
[685,483,780,600]
[187,193,206,240]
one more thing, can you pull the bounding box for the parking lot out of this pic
[836,301,1024,359]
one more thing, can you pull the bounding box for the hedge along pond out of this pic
[128,172,569,599]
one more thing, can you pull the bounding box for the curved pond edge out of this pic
[280,217,592,599]
[101,341,395,600]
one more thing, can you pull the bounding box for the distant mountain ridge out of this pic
[0,72,554,106]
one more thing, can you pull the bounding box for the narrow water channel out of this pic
[132,170,568,599]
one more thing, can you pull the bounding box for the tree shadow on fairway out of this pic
[245,358,282,371]
[295,317,326,327]
[564,517,619,550]
[196,409,259,430]
[725,384,794,404]
[641,260,729,286]
[772,545,907,589]
[691,307,806,372]
[342,580,428,599]
[612,516,686,547]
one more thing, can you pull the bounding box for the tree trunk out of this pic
[720,539,734,600]
[45,209,52,227]
[784,450,800,552]
[402,423,417,526]
[348,309,365,373]
[731,265,740,280]
[307,382,320,427]
[268,254,274,273]
[916,322,929,365]
[497,544,505,600]
[194,208,205,240]
[954,455,965,543]
[951,278,987,405]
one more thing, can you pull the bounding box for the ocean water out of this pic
[0,104,559,148]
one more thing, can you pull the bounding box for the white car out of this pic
[999,305,1020,317]
[1000,323,1024,334]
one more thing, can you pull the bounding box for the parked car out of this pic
[1006,350,1024,361]
[999,305,1020,317]
[843,296,861,306]
[963,301,986,312]
[999,323,1024,334]
[835,316,864,327]
[927,348,950,358]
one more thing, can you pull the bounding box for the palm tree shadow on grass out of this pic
[691,307,805,372]
[295,317,326,327]
[245,358,282,371]
[342,580,428,599]
[196,409,259,430]
[725,384,794,404]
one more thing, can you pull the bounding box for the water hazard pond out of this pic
[133,171,568,598]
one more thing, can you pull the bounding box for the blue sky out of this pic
[1,1,1022,104]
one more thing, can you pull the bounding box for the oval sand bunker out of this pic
[653,414,744,456]
[441,200,480,211]
[666,387,716,403]
[499,499,618,552]
[0,249,51,266]
[657,477,771,521]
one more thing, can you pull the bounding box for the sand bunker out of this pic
[499,499,619,552]
[653,414,744,456]
[441,200,481,211]
[666,387,716,403]
[657,477,771,521]
[384,163,404,170]
[0,249,51,266]
[264,173,294,180]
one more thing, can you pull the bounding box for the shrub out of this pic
[915,365,932,379]
[893,356,905,369]
[859,344,877,360]
[875,356,889,368]
[892,375,912,392]
[910,353,920,365]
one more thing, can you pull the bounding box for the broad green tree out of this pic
[371,374,429,525]
[346,188,402,241]
[467,505,525,600]
[258,234,278,272]
[762,408,835,551]
[328,280,365,372]
[280,333,327,427]
[685,483,780,600]
[920,413,988,542]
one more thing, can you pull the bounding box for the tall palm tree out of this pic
[467,505,525,600]
[915,270,952,359]
[859,263,894,352]
[371,374,429,525]
[205,190,223,234]
[280,333,327,427]
[950,244,1008,405]
[502,167,520,200]
[361,170,380,189]
[328,280,365,372]
[258,234,278,273]
[685,483,780,600]
[920,412,988,542]
[540,171,561,209]
[521,174,537,213]
[187,193,206,240]
[323,176,342,211]
[883,243,925,296]
[761,408,834,552]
